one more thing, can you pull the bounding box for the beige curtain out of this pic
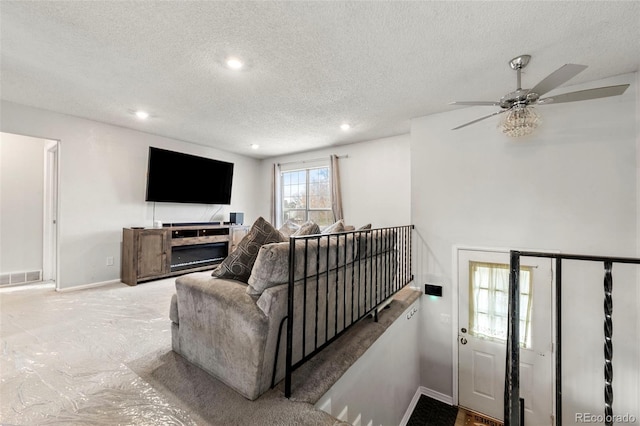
[270,163,280,225]
[330,155,343,221]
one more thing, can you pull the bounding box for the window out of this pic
[281,166,332,227]
[468,262,533,348]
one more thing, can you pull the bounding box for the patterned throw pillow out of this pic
[279,220,300,238]
[292,220,320,236]
[211,217,285,283]
[321,219,344,234]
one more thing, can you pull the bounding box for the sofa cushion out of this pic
[278,220,300,237]
[357,227,396,258]
[322,219,344,234]
[247,242,290,296]
[293,220,320,236]
[212,217,285,283]
[247,234,357,296]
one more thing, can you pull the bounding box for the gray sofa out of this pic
[169,230,397,400]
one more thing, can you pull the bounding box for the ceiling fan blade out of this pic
[537,84,630,105]
[449,101,500,106]
[528,64,588,97]
[452,109,507,130]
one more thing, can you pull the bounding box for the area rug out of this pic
[128,349,343,426]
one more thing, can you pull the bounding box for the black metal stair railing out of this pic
[504,250,640,426]
[277,225,414,398]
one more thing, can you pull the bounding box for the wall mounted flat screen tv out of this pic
[145,147,234,204]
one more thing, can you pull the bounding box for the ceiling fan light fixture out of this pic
[500,105,540,137]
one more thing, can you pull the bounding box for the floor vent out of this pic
[0,270,42,286]
[26,271,42,282]
[10,273,25,284]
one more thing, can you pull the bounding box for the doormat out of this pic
[461,408,503,426]
[406,395,458,426]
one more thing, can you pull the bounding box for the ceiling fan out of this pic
[450,54,630,136]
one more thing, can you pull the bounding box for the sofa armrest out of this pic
[169,294,179,324]
[173,272,269,400]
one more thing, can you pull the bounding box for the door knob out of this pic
[460,337,467,345]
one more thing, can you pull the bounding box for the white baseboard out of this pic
[421,386,454,405]
[398,386,455,426]
[398,387,424,426]
[0,282,55,293]
[56,279,122,292]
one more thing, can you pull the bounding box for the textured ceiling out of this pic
[1,1,638,158]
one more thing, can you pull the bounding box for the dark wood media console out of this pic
[121,223,248,286]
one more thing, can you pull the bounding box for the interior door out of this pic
[43,141,58,284]
[458,249,553,424]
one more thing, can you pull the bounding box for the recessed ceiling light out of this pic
[250,144,260,150]
[340,123,351,131]
[135,110,149,120]
[226,57,244,70]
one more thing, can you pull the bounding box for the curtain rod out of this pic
[277,154,348,167]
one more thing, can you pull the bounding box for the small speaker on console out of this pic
[230,212,244,225]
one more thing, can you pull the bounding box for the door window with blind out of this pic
[469,261,533,348]
[281,166,332,227]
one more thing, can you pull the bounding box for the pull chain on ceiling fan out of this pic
[450,54,630,137]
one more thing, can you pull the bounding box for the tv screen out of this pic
[145,147,234,204]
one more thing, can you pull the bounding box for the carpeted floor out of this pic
[406,395,460,426]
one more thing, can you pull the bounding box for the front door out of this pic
[458,249,553,424]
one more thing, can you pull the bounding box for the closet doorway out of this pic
[0,132,59,289]
[43,140,59,287]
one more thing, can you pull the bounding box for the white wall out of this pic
[411,73,638,423]
[0,133,47,273]
[257,134,411,229]
[316,300,420,426]
[0,101,262,289]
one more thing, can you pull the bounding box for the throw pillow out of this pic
[279,220,300,238]
[321,219,345,234]
[292,220,320,236]
[356,223,373,259]
[211,216,285,283]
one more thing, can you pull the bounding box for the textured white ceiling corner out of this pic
[1,1,638,159]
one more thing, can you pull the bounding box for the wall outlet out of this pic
[106,256,114,266]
